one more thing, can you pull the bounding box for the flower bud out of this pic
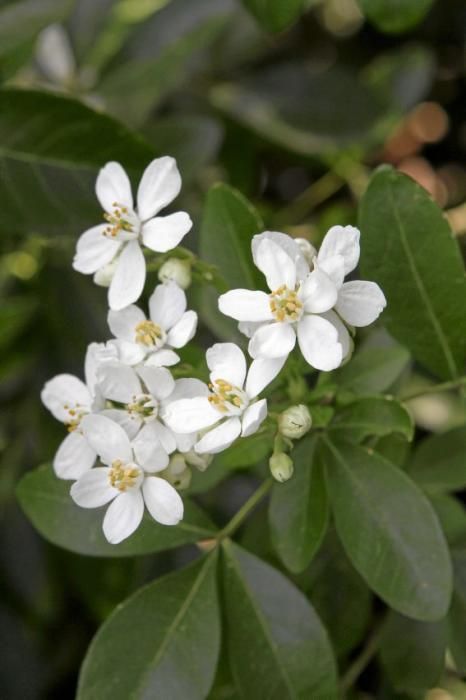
[93,258,118,287]
[184,450,213,472]
[269,453,294,483]
[158,258,191,289]
[278,404,312,439]
[295,238,317,266]
[163,454,192,490]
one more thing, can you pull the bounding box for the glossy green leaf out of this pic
[77,553,220,700]
[269,435,328,573]
[373,433,410,468]
[359,166,466,380]
[430,495,466,547]
[242,0,303,32]
[198,183,263,340]
[448,550,466,674]
[322,439,452,620]
[380,611,447,692]
[358,0,434,34]
[333,346,410,395]
[0,88,154,237]
[17,465,216,557]
[408,426,466,493]
[222,541,338,698]
[329,397,414,443]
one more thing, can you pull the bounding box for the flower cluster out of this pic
[42,157,386,544]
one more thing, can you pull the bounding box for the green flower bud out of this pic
[269,453,294,483]
[158,258,191,289]
[278,404,312,439]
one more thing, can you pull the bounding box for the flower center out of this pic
[63,403,88,432]
[103,202,139,240]
[108,459,142,492]
[134,320,166,348]
[208,378,249,416]
[126,393,158,421]
[269,285,303,323]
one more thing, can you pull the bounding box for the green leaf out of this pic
[242,0,303,32]
[329,397,414,443]
[0,88,154,237]
[407,426,466,493]
[373,433,410,468]
[222,541,338,698]
[77,553,220,700]
[429,495,466,547]
[269,435,328,573]
[357,0,434,34]
[333,346,410,396]
[448,550,466,674]
[379,611,447,692]
[17,465,216,557]
[198,183,263,340]
[322,439,452,620]
[359,166,466,380]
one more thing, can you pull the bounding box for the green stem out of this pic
[340,622,384,693]
[400,376,466,402]
[218,479,272,541]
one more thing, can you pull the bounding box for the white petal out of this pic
[103,490,144,544]
[96,161,133,213]
[195,417,241,454]
[300,268,338,314]
[252,231,309,282]
[218,289,273,322]
[36,24,75,84]
[166,311,197,348]
[84,341,119,393]
[318,225,360,275]
[53,432,95,480]
[100,408,141,439]
[70,468,117,508]
[111,339,146,366]
[142,212,192,253]
[137,366,175,400]
[175,432,198,452]
[132,424,170,473]
[148,281,186,330]
[241,399,267,437]
[73,225,120,274]
[315,254,345,289]
[249,322,296,359]
[168,378,209,403]
[143,476,184,526]
[144,349,180,367]
[162,397,219,433]
[206,342,247,388]
[255,238,296,291]
[137,156,182,221]
[41,374,91,422]
[297,315,343,371]
[238,320,263,338]
[335,281,387,327]
[96,362,141,403]
[108,241,146,311]
[320,310,352,360]
[245,356,286,398]
[108,305,146,342]
[80,414,132,464]
[150,420,177,454]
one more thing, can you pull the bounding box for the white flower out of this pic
[73,157,192,310]
[107,281,197,367]
[70,415,184,543]
[162,343,285,454]
[158,257,192,289]
[95,362,206,468]
[218,229,386,372]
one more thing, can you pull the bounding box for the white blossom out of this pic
[73,158,192,310]
[158,258,192,289]
[162,343,285,454]
[107,281,197,367]
[218,229,386,371]
[70,415,184,543]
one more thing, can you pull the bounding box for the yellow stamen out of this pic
[108,460,140,492]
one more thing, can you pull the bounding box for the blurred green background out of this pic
[1,0,465,696]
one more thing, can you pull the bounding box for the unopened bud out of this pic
[93,258,118,287]
[158,258,191,289]
[278,404,312,439]
[269,453,294,483]
[163,454,192,490]
[184,450,213,472]
[295,238,317,266]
